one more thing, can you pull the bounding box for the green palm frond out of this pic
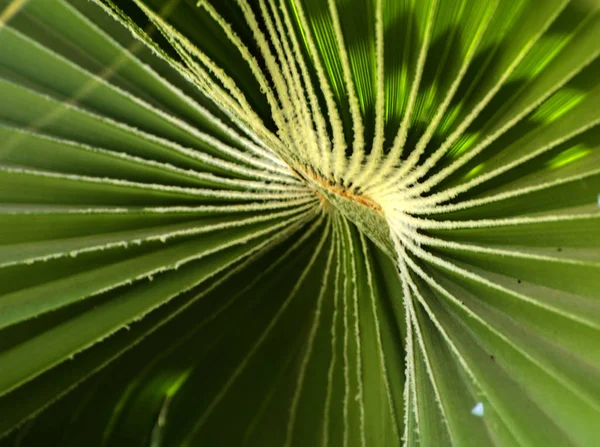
[0,0,599,445]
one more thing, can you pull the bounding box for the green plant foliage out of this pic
[0,0,599,445]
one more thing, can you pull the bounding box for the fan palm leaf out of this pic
[0,0,599,445]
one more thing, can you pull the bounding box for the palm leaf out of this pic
[0,0,598,445]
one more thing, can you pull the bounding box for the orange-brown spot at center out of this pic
[290,163,383,214]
